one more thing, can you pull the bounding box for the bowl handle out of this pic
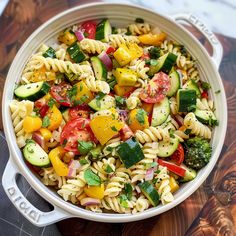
[2,158,71,227]
[172,13,223,69]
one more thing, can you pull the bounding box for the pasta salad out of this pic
[10,18,218,213]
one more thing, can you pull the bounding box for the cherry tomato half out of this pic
[201,91,208,99]
[171,144,185,165]
[50,83,72,107]
[106,46,116,54]
[60,118,97,154]
[69,104,91,119]
[140,72,170,103]
[80,21,97,39]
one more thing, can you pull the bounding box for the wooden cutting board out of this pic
[0,1,235,235]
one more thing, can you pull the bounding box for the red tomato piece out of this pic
[120,124,134,141]
[35,97,47,109]
[140,72,171,103]
[201,91,208,99]
[171,144,185,165]
[141,53,150,61]
[39,104,49,118]
[80,21,97,39]
[60,118,97,154]
[69,104,91,119]
[50,83,72,107]
[106,46,116,54]
[157,159,186,177]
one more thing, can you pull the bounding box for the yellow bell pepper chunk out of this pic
[84,184,105,199]
[48,147,68,176]
[169,176,179,193]
[58,30,77,45]
[75,81,94,103]
[39,128,52,141]
[90,115,124,145]
[30,66,56,82]
[113,44,132,66]
[114,84,134,97]
[127,43,143,60]
[23,116,42,133]
[114,68,138,87]
[128,108,149,132]
[139,32,166,46]
[47,105,63,131]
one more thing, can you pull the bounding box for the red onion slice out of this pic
[68,160,81,178]
[145,168,154,181]
[32,132,46,150]
[135,185,141,193]
[75,30,85,41]
[175,114,184,126]
[98,51,113,71]
[81,197,101,206]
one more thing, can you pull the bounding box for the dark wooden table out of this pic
[0,1,236,235]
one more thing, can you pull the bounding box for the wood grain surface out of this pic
[0,1,235,235]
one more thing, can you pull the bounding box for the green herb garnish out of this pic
[202,81,211,90]
[78,141,95,155]
[135,18,144,23]
[136,109,146,125]
[42,116,50,128]
[84,168,101,186]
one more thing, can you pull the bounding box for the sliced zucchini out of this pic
[148,52,177,76]
[117,137,145,168]
[42,47,56,58]
[67,42,87,63]
[91,56,107,81]
[88,94,115,111]
[151,97,170,127]
[183,80,200,98]
[138,181,160,207]
[14,81,50,101]
[167,70,180,97]
[194,109,218,126]
[95,19,112,42]
[177,89,197,112]
[179,164,197,182]
[23,140,50,167]
[158,137,179,158]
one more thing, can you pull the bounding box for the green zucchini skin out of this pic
[91,56,107,81]
[167,70,180,97]
[177,89,197,112]
[14,81,50,101]
[117,137,145,168]
[95,19,112,42]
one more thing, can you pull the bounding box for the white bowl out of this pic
[1,3,227,226]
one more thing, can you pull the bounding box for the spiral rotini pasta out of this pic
[104,166,131,197]
[129,59,149,80]
[23,55,93,78]
[57,171,86,203]
[132,195,150,213]
[108,34,140,48]
[126,88,142,110]
[135,126,170,144]
[85,76,110,94]
[196,98,214,111]
[10,100,34,148]
[80,38,108,54]
[184,112,212,139]
[128,23,151,35]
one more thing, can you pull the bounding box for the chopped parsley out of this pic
[84,168,101,186]
[201,81,211,90]
[125,29,132,36]
[79,158,89,165]
[111,126,118,132]
[119,194,129,208]
[42,116,50,128]
[215,90,221,94]
[78,141,95,155]
[115,95,125,106]
[105,165,113,173]
[112,26,118,34]
[67,86,78,99]
[48,97,56,108]
[136,109,146,125]
[149,47,161,59]
[124,183,133,200]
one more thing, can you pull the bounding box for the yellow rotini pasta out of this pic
[128,23,151,35]
[80,38,108,54]
[108,34,140,48]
